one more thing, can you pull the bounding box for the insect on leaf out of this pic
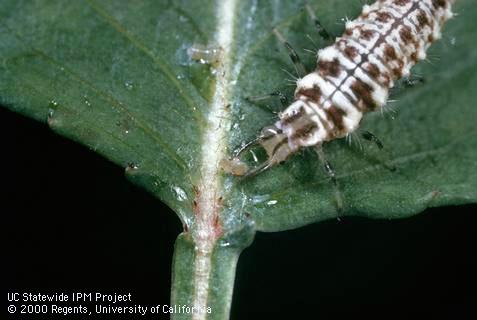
[1,0,476,260]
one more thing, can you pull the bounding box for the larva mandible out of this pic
[230,0,455,177]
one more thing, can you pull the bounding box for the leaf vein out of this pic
[270,130,477,199]
[84,0,204,126]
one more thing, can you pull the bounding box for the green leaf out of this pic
[2,0,476,319]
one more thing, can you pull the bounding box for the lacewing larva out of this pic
[227,0,455,177]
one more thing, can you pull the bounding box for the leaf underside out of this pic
[1,0,476,234]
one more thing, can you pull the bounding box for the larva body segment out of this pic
[233,0,455,176]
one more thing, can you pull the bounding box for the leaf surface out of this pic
[1,0,476,233]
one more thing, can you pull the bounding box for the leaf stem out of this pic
[171,229,254,320]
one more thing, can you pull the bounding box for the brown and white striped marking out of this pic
[231,0,455,176]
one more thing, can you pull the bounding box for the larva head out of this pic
[229,125,295,177]
[258,125,295,166]
[228,100,330,177]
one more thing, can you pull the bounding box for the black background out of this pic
[3,107,476,319]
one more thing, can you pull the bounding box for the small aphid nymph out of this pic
[187,43,223,65]
[231,0,455,177]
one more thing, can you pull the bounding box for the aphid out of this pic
[230,0,455,177]
[187,43,222,65]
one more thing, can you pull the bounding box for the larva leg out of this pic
[304,3,332,41]
[246,90,289,108]
[360,130,397,172]
[403,75,425,88]
[361,130,384,150]
[315,146,344,212]
[273,28,307,78]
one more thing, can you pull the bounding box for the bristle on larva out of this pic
[229,0,454,177]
